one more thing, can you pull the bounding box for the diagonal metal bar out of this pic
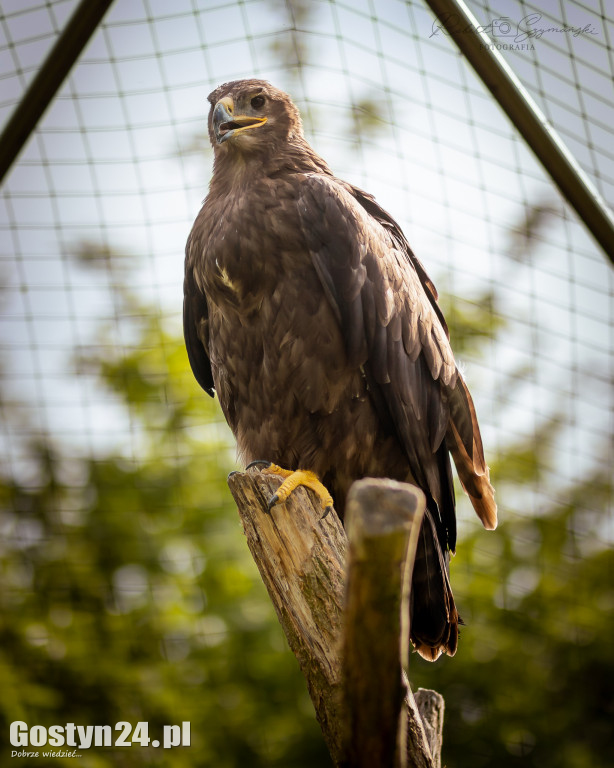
[0,0,115,185]
[423,0,614,265]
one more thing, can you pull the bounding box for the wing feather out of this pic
[183,251,215,396]
[297,174,497,545]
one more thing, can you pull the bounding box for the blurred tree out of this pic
[267,0,314,85]
[0,1,610,765]
[0,244,332,767]
[1,212,611,768]
[409,208,614,767]
[410,450,613,767]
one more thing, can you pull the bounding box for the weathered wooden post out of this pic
[227,468,444,767]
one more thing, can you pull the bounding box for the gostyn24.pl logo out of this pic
[10,721,191,756]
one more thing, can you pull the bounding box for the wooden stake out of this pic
[227,470,444,768]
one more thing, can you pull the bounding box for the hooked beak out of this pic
[212,98,267,144]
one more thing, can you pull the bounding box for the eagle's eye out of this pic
[251,95,265,109]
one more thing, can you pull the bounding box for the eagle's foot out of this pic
[268,469,334,519]
[246,461,333,518]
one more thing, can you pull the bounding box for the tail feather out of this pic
[410,372,496,662]
[410,508,460,661]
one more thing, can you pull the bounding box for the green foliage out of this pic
[345,95,387,146]
[0,247,331,766]
[439,288,505,359]
[267,0,315,83]
[0,220,611,767]
[411,459,614,767]
[0,432,330,766]
[507,200,559,262]
[413,252,614,765]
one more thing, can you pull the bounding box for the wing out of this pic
[183,240,215,397]
[297,175,496,548]
[349,184,450,340]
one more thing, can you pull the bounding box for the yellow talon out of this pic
[248,462,334,515]
[273,469,334,510]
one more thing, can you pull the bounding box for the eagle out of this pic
[184,79,497,661]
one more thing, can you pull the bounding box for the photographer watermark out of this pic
[430,12,600,50]
[9,720,191,757]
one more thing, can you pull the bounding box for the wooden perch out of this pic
[228,467,348,763]
[414,689,445,768]
[227,470,444,768]
[344,479,432,768]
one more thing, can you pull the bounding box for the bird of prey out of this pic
[184,79,497,661]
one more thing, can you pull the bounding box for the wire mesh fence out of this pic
[0,1,612,766]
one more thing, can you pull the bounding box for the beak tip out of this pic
[212,101,232,143]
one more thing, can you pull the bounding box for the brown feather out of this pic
[411,509,460,660]
[183,79,497,662]
[445,377,497,529]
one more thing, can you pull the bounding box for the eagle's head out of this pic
[207,79,303,154]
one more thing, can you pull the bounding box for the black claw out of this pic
[320,506,333,521]
[228,470,240,479]
[267,493,279,511]
[246,459,272,471]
